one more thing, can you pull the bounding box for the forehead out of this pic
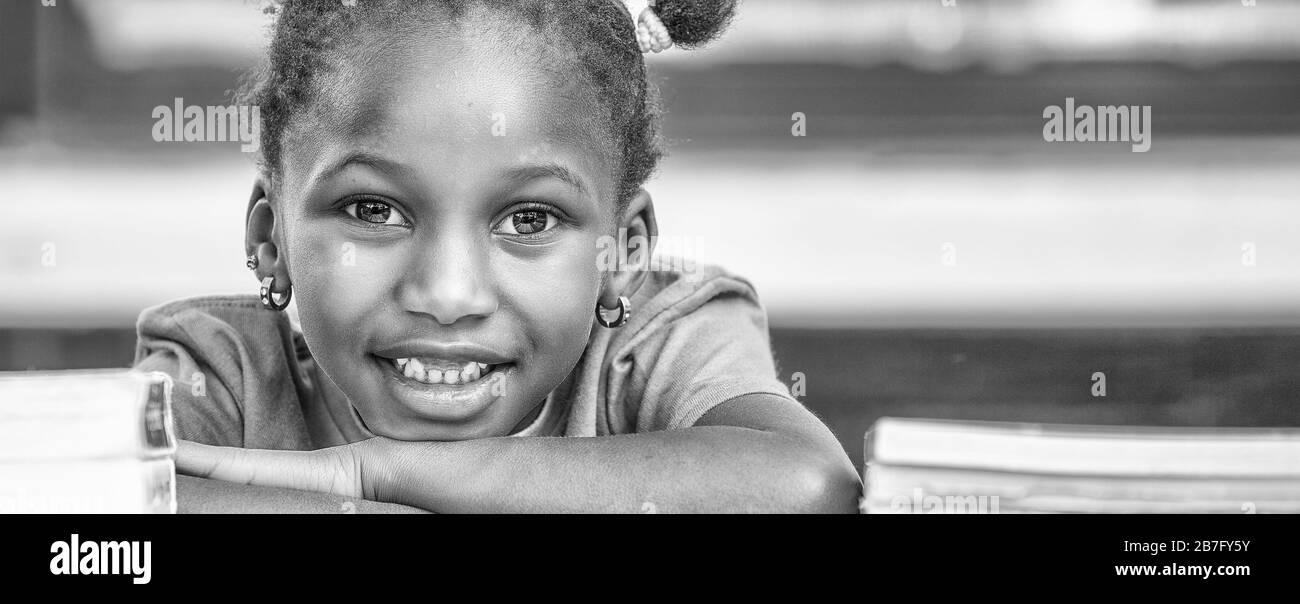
[282,12,614,198]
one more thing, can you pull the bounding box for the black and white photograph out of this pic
[0,0,1297,582]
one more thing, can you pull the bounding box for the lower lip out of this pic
[371,355,512,421]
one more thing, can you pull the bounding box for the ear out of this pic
[244,178,291,289]
[599,188,658,309]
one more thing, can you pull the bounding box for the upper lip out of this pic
[373,341,512,365]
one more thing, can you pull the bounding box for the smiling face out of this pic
[268,14,620,441]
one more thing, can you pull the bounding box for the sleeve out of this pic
[626,290,798,433]
[132,298,313,450]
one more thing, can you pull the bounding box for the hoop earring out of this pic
[259,276,293,311]
[596,296,630,328]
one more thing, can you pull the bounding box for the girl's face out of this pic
[270,24,620,441]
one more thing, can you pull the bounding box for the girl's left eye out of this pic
[344,200,409,226]
[495,209,560,236]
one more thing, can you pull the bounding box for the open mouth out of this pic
[385,357,505,386]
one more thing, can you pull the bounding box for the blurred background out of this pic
[2,0,1299,469]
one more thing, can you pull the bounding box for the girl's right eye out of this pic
[343,200,409,227]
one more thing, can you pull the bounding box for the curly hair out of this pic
[240,0,737,210]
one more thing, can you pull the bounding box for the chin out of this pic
[367,413,517,442]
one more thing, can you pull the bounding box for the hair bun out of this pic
[653,0,737,49]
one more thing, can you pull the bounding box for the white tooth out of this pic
[463,362,480,382]
[396,358,409,368]
[411,359,427,381]
[402,361,416,378]
[477,362,489,372]
[425,366,443,384]
[441,369,459,385]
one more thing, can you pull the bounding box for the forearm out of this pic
[377,426,861,513]
[177,475,429,514]
[173,395,861,513]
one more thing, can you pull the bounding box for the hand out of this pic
[176,438,391,501]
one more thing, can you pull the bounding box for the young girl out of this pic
[134,0,859,513]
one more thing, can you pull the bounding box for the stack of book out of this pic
[0,370,177,514]
[862,417,1300,513]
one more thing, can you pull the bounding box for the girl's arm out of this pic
[178,393,862,513]
[389,393,859,513]
[176,475,429,514]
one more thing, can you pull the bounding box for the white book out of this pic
[0,457,176,514]
[0,370,177,461]
[863,464,1300,514]
[860,497,1300,514]
[866,417,1300,478]
[867,463,1300,502]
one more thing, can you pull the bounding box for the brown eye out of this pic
[511,211,549,235]
[494,207,561,237]
[345,200,408,226]
[358,202,391,223]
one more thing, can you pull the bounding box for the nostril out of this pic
[397,271,498,325]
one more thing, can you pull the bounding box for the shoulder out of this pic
[136,294,309,362]
[137,295,287,340]
[133,295,314,450]
[627,259,767,328]
[593,259,793,434]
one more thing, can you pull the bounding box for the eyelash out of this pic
[341,197,410,229]
[493,202,567,240]
[340,198,568,238]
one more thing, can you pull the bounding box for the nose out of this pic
[397,228,498,325]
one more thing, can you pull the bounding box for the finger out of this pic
[176,440,361,498]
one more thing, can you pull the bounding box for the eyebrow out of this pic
[503,163,591,197]
[312,150,414,188]
[312,151,591,198]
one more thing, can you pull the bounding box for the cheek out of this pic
[282,222,393,352]
[498,237,601,363]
